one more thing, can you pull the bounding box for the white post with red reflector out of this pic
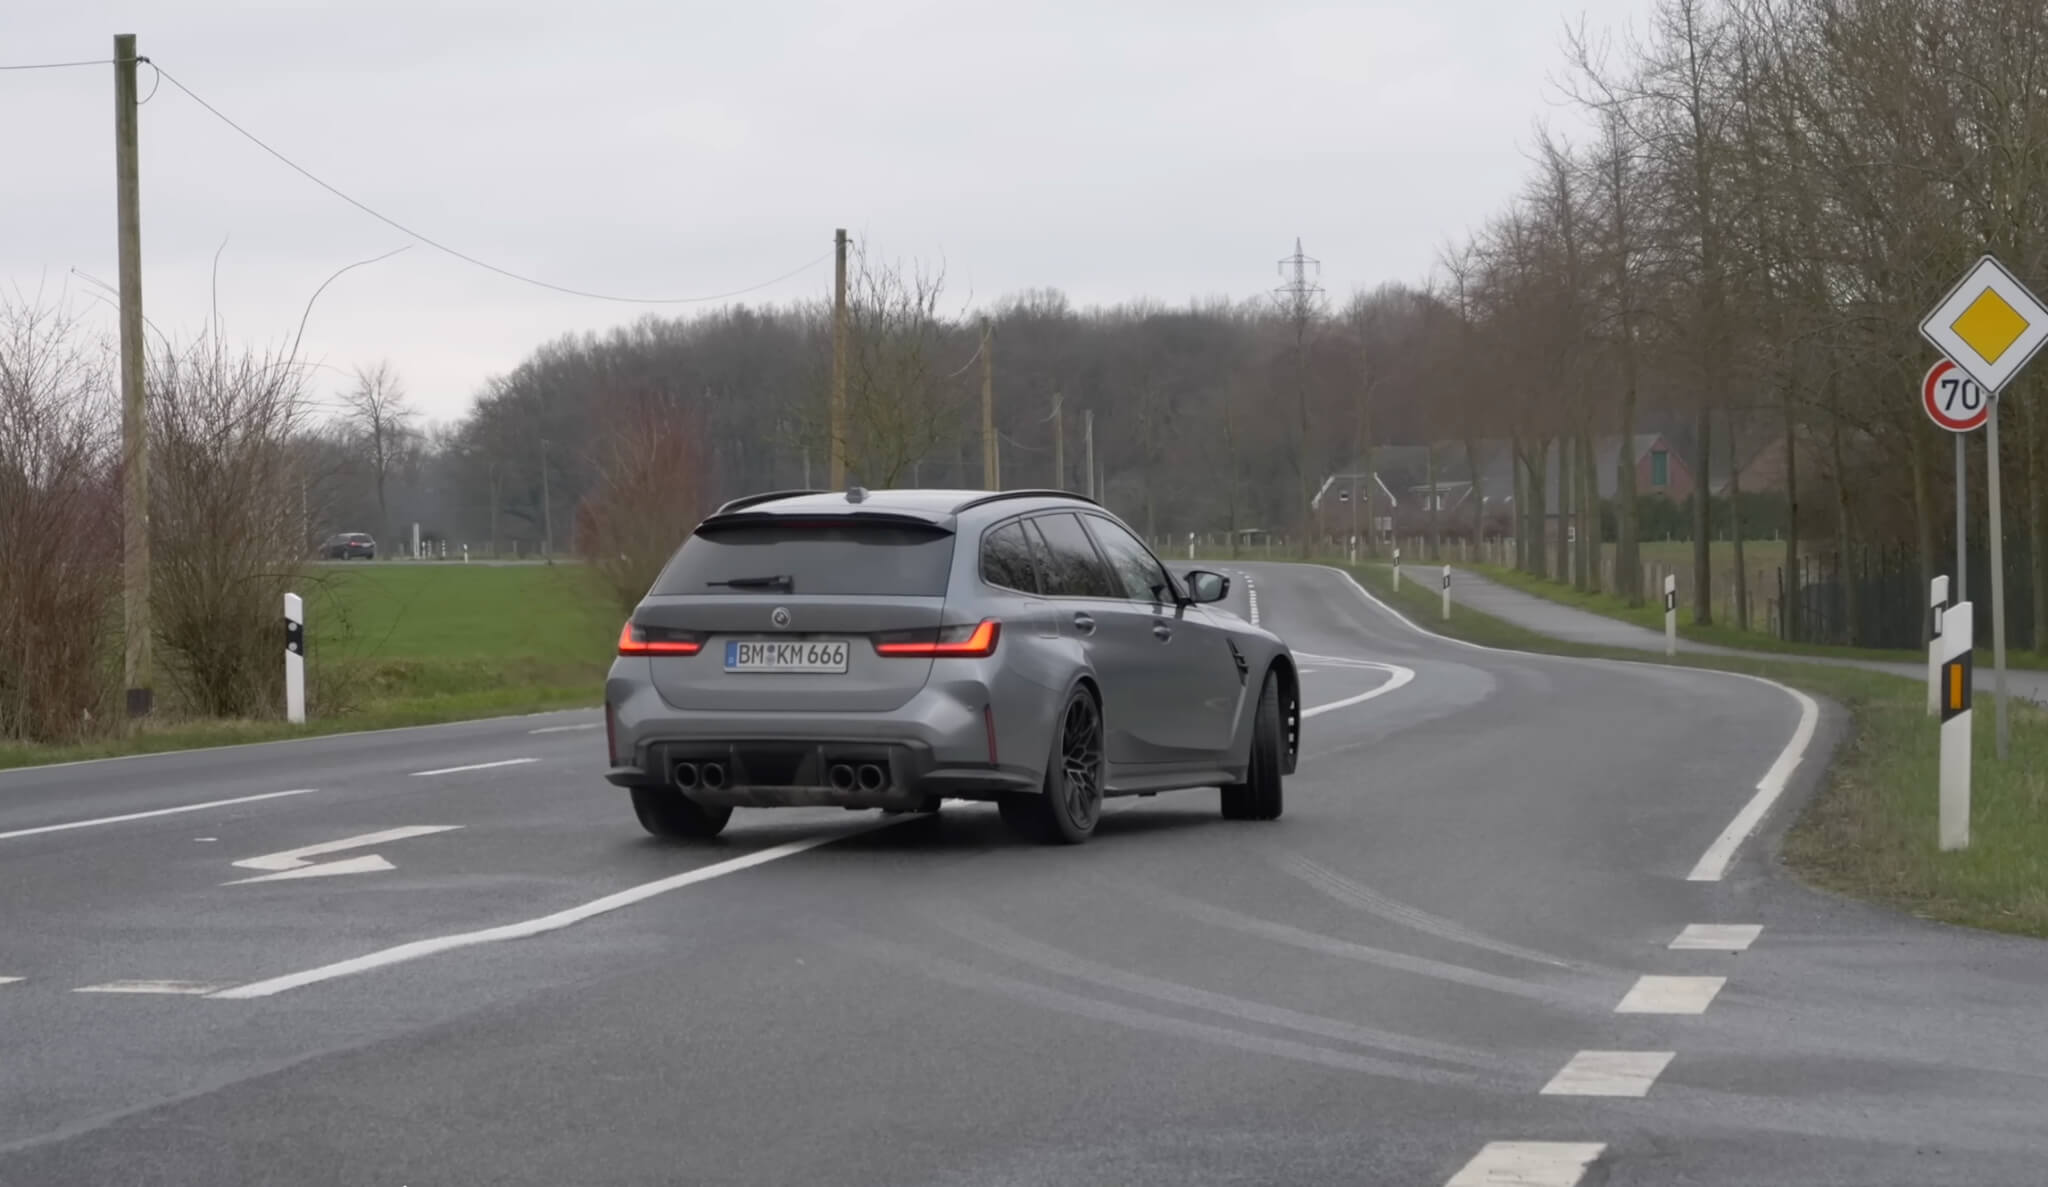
[1937,600,1973,851]
[1928,575,1950,717]
[283,592,305,725]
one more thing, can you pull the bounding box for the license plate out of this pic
[724,639,850,674]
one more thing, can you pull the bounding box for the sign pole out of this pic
[1954,434,1967,603]
[1987,395,2010,759]
[1927,575,1949,717]
[1937,601,1974,851]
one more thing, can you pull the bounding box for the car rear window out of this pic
[652,518,957,596]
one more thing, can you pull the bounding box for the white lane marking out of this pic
[194,837,218,843]
[227,854,398,885]
[1540,1050,1674,1097]
[1295,667,1321,675]
[1686,685,1820,881]
[0,977,22,986]
[0,711,593,776]
[1670,923,1762,951]
[230,825,462,873]
[528,723,601,735]
[0,788,318,843]
[1614,974,1724,1014]
[212,821,902,999]
[1301,659,1415,718]
[410,758,537,777]
[1318,565,1823,884]
[1445,1141,1605,1186]
[75,980,228,995]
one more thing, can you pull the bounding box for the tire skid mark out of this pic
[1278,854,1587,971]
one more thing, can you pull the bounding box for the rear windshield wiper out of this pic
[706,574,794,590]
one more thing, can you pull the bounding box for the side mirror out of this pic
[1184,569,1230,605]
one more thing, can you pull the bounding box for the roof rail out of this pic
[951,489,1100,514]
[709,489,825,517]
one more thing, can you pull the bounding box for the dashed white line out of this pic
[1243,573,1261,625]
[1445,1141,1605,1186]
[1614,974,1724,1015]
[528,723,601,735]
[211,820,904,999]
[1669,923,1762,951]
[1540,1050,1674,1097]
[0,977,23,987]
[75,980,229,995]
[0,788,318,842]
[410,758,537,777]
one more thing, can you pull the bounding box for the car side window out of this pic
[1082,515,1173,604]
[1029,513,1121,599]
[979,520,1039,593]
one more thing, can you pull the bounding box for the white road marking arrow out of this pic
[224,825,462,885]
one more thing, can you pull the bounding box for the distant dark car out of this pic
[321,533,376,560]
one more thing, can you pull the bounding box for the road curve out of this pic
[0,562,2043,1185]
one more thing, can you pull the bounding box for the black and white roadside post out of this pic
[284,592,305,725]
[1663,574,1677,657]
[1187,532,1195,562]
[1928,575,1950,718]
[1921,255,2048,761]
[1937,600,1974,851]
[1440,564,1451,621]
[1393,547,1402,592]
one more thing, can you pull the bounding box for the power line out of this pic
[0,58,112,71]
[150,62,830,305]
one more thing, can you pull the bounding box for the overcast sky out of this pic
[6,0,1646,424]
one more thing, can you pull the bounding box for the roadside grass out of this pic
[0,562,618,773]
[1348,560,2048,940]
[1467,560,2048,670]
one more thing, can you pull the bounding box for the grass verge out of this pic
[1468,560,2048,670]
[0,562,617,772]
[1348,560,2048,940]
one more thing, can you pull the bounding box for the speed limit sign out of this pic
[1924,358,1990,432]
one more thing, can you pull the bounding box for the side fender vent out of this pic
[1228,640,1249,685]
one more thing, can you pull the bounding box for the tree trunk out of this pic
[1726,409,1747,630]
[1692,405,1712,624]
[1781,378,1801,641]
[1426,442,1440,560]
[1512,435,1530,571]
[1830,407,1858,646]
[1530,440,1550,579]
[1561,436,1577,586]
[2029,385,2047,654]
[1580,426,1599,593]
[1911,432,1935,648]
[1466,438,1485,552]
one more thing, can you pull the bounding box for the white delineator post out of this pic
[1937,601,1974,851]
[1927,575,1951,717]
[1441,564,1451,621]
[1187,532,1195,561]
[1663,574,1678,657]
[411,522,421,559]
[283,592,305,725]
[1393,547,1402,592]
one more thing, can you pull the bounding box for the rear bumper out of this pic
[604,671,1046,807]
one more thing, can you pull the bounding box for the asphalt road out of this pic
[2,563,2044,1185]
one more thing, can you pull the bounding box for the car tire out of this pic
[1220,670,1285,822]
[630,785,732,840]
[1001,685,1104,845]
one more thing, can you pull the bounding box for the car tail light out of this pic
[873,619,1001,658]
[617,622,704,656]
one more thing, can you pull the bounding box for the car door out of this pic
[1024,511,1168,766]
[1079,514,1240,762]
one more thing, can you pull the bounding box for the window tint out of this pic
[651,519,957,596]
[1082,515,1172,603]
[1029,513,1120,599]
[979,521,1038,592]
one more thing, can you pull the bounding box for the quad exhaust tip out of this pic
[828,764,857,792]
[673,761,700,790]
[855,764,887,792]
[700,762,727,791]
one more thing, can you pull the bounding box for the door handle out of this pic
[1072,612,1096,635]
[1151,623,1173,641]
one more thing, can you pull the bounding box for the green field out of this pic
[0,562,619,771]
[1354,561,2048,940]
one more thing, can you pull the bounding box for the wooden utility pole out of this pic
[980,318,998,490]
[1083,410,1096,501]
[114,34,152,718]
[829,228,848,489]
[1051,391,1065,490]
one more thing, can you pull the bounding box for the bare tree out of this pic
[340,360,417,545]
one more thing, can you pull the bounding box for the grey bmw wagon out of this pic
[604,488,1299,844]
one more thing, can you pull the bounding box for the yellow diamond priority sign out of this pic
[1921,255,2048,393]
